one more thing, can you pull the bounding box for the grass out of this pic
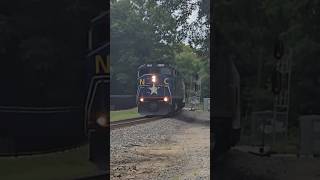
[271,143,298,154]
[271,128,299,154]
[110,107,142,122]
[0,145,101,180]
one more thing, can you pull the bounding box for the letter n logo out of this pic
[95,55,109,74]
[139,79,145,85]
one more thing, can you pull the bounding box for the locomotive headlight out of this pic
[152,75,156,83]
[96,115,108,127]
[140,97,144,102]
[163,97,169,102]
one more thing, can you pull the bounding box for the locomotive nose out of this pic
[149,102,159,112]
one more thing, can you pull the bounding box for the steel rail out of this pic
[73,171,109,180]
[110,116,164,130]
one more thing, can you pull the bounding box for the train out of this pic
[136,64,185,116]
[0,9,108,157]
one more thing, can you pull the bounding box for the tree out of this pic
[213,0,320,125]
[110,0,209,95]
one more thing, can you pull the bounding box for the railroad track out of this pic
[110,116,164,130]
[74,171,109,180]
[110,109,182,130]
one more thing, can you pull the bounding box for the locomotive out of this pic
[136,64,185,116]
[85,10,109,168]
[0,9,108,158]
[212,29,241,159]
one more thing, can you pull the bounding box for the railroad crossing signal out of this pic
[271,38,287,95]
[271,40,292,146]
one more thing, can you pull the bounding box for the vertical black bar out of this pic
[85,4,110,176]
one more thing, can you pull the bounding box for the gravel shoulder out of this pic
[110,111,210,179]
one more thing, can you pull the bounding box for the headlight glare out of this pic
[152,75,156,83]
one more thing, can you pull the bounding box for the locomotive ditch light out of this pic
[96,115,108,127]
[163,97,169,102]
[152,75,156,83]
[140,97,144,102]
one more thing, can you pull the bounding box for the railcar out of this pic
[136,64,185,116]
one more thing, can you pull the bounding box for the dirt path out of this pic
[110,117,210,179]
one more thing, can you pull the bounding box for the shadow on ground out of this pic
[173,110,210,127]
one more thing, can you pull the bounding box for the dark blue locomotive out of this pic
[136,64,185,116]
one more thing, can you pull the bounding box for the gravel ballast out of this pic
[110,111,210,179]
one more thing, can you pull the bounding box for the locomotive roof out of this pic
[138,64,176,70]
[90,11,109,24]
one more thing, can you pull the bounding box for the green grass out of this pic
[271,144,298,154]
[0,145,101,180]
[271,129,299,154]
[110,107,141,122]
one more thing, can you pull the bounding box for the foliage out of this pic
[214,0,320,124]
[111,0,209,96]
[175,45,210,98]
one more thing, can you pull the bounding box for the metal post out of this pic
[272,95,276,146]
[285,48,292,144]
[260,118,266,153]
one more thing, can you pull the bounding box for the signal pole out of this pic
[272,40,292,146]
